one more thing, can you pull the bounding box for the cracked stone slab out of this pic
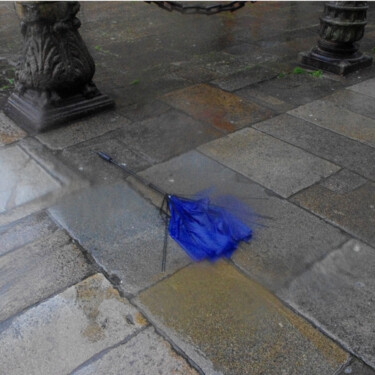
[162,84,275,133]
[72,327,198,375]
[254,114,375,181]
[291,180,375,247]
[0,211,58,257]
[0,111,26,145]
[288,100,375,148]
[278,240,375,368]
[0,145,60,214]
[137,261,348,375]
[49,183,191,295]
[36,111,126,150]
[0,274,148,375]
[129,151,347,293]
[0,230,94,323]
[199,127,339,198]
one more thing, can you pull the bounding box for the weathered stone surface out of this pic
[325,90,375,120]
[235,85,294,113]
[0,274,148,375]
[338,359,375,375]
[162,84,275,133]
[291,181,375,247]
[320,169,367,194]
[348,77,375,98]
[0,111,26,145]
[199,127,339,198]
[116,109,223,164]
[288,100,375,148]
[137,261,348,375]
[0,211,58,256]
[36,111,126,150]
[49,183,191,295]
[254,114,375,180]
[61,133,152,184]
[0,145,60,214]
[130,150,347,291]
[117,100,171,122]
[278,240,375,368]
[72,327,198,375]
[0,230,94,322]
[236,73,342,111]
[211,65,277,92]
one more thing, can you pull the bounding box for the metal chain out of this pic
[148,1,247,15]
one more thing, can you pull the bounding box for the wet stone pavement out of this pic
[1,1,375,374]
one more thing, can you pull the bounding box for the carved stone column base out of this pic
[299,2,372,76]
[5,90,114,133]
[6,1,115,133]
[298,48,372,75]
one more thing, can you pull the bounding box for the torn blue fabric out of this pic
[167,194,253,262]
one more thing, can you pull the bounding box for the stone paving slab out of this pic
[338,359,375,375]
[235,85,294,113]
[0,211,58,257]
[235,74,342,111]
[254,114,375,181]
[130,151,347,292]
[288,100,375,148]
[117,100,171,122]
[278,239,375,369]
[291,179,375,247]
[0,111,26,145]
[60,132,152,184]
[137,261,348,375]
[0,145,60,214]
[324,90,375,120]
[0,230,94,323]
[0,138,88,227]
[72,327,198,375]
[116,109,223,164]
[319,169,367,194]
[211,65,278,92]
[49,183,191,295]
[162,84,275,133]
[348,77,375,98]
[199,127,339,198]
[36,111,126,150]
[0,274,148,375]
[204,49,276,76]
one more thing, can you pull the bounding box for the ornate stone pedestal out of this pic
[299,2,372,75]
[4,2,114,133]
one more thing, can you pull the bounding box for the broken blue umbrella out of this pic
[97,151,257,270]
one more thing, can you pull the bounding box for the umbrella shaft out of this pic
[97,151,167,196]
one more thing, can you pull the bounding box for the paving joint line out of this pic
[251,118,375,183]
[129,299,205,375]
[196,147,374,247]
[286,110,375,151]
[68,325,150,375]
[50,211,203,374]
[227,257,372,373]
